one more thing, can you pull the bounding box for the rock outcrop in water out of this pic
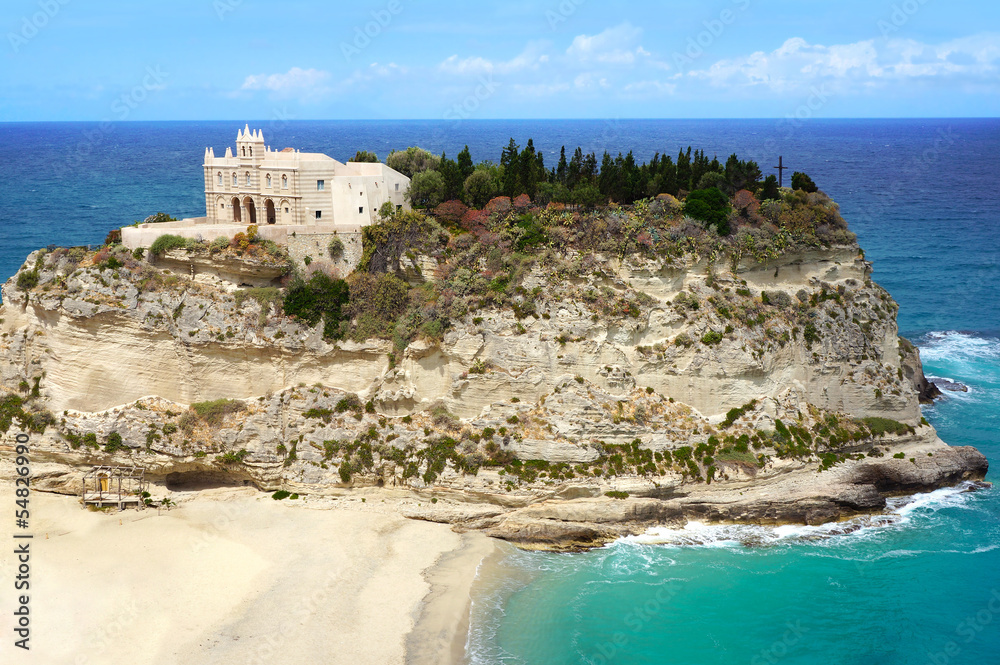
[0,202,988,550]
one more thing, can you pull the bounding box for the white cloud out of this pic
[241,67,331,95]
[566,22,646,65]
[439,43,550,76]
[689,34,1000,92]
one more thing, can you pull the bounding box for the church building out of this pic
[204,125,410,226]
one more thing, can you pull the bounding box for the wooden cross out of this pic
[774,156,788,188]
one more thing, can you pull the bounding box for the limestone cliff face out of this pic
[0,242,985,549]
[1,244,914,423]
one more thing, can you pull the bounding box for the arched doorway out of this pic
[265,199,276,225]
[231,197,241,223]
[244,197,257,226]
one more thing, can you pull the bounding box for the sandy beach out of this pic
[0,484,493,665]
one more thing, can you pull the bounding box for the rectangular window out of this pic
[317,180,325,191]
[395,183,399,191]
[359,206,364,214]
[285,207,289,213]
[315,211,322,219]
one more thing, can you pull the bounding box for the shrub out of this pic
[150,234,189,256]
[190,399,246,427]
[16,270,39,291]
[272,490,291,500]
[701,330,724,345]
[104,432,127,453]
[684,188,731,235]
[334,394,364,413]
[605,491,629,500]
[104,229,122,245]
[283,272,350,339]
[328,236,345,257]
[433,200,470,226]
[860,417,914,437]
[791,172,818,193]
[216,449,249,464]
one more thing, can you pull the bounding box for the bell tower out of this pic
[236,124,265,160]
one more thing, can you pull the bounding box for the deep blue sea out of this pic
[1,120,997,664]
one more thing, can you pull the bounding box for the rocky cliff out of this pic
[0,227,986,550]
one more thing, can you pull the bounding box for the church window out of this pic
[217,172,223,186]
[249,147,253,157]
[241,146,246,157]
[233,173,238,186]
[282,175,288,189]
[317,180,325,191]
[266,174,272,188]
[315,211,322,219]
[246,172,251,185]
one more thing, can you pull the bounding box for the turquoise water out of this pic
[468,337,1000,663]
[0,120,996,664]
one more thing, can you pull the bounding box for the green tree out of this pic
[759,175,781,201]
[456,146,475,182]
[573,183,604,208]
[349,150,379,163]
[676,147,693,192]
[556,146,568,185]
[437,153,464,202]
[386,147,440,177]
[791,171,818,193]
[463,170,497,208]
[406,170,446,209]
[684,187,732,235]
[499,138,521,198]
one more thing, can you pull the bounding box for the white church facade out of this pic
[122,126,411,259]
[204,125,409,227]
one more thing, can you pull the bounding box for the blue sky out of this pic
[1,0,997,121]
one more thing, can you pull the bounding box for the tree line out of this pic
[352,141,819,211]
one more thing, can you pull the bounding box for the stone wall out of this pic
[286,231,363,275]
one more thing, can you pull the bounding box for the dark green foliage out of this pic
[282,272,350,339]
[16,269,39,291]
[605,491,629,499]
[684,188,732,235]
[721,400,757,428]
[859,417,915,437]
[349,150,379,163]
[335,394,364,413]
[190,399,246,427]
[104,432,127,454]
[272,490,291,500]
[150,234,189,256]
[701,330,724,346]
[513,214,548,251]
[791,172,818,193]
[216,449,249,464]
[760,175,780,201]
[803,323,821,348]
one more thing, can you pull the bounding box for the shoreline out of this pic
[406,531,495,665]
[0,486,495,665]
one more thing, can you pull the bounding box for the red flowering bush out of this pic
[512,194,532,210]
[433,200,470,227]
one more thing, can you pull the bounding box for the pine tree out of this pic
[500,138,520,198]
[556,146,568,185]
[677,147,693,192]
[457,145,474,182]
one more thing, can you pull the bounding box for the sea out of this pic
[0,119,997,664]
